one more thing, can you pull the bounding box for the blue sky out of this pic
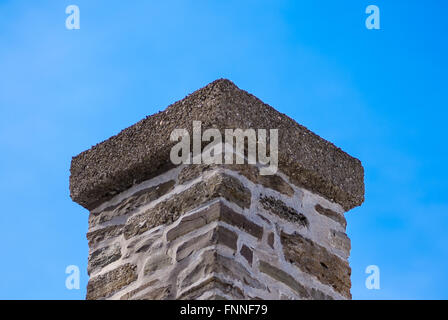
[0,0,447,299]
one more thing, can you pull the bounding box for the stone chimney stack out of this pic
[69,79,364,300]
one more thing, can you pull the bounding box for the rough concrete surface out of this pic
[70,79,364,211]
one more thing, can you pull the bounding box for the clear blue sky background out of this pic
[0,0,447,299]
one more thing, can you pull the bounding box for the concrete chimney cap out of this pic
[70,79,364,211]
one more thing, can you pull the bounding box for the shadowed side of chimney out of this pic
[69,79,364,300]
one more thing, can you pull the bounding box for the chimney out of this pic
[69,79,364,300]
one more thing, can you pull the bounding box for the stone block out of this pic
[281,231,351,298]
[260,196,308,228]
[258,260,309,298]
[329,229,351,255]
[89,180,175,226]
[86,263,137,300]
[315,204,347,228]
[166,202,221,241]
[88,243,122,275]
[123,173,251,239]
[240,244,253,265]
[179,250,264,291]
[86,225,123,247]
[179,277,245,300]
[176,226,238,261]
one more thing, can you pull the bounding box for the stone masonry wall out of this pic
[70,79,364,300]
[86,160,351,300]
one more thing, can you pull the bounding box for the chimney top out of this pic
[70,79,364,211]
